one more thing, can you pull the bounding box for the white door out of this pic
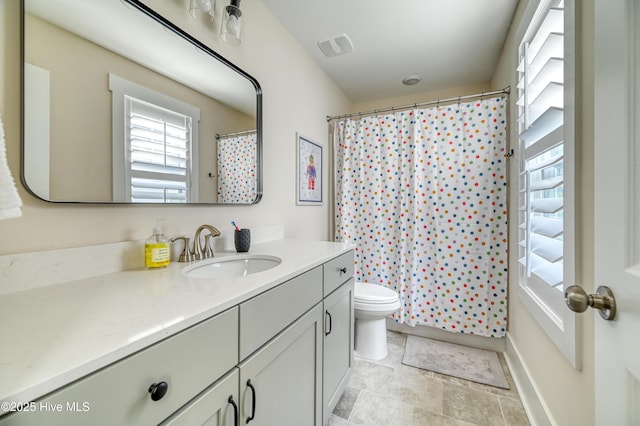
[594,0,640,424]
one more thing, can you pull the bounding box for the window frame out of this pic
[109,74,201,203]
[515,0,580,368]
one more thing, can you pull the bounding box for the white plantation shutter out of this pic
[109,74,200,203]
[126,97,190,203]
[517,0,578,366]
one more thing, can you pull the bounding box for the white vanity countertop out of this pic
[0,239,352,408]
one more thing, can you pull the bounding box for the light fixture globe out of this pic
[221,0,243,45]
[189,0,215,21]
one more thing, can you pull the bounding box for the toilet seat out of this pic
[355,282,399,304]
[354,282,401,313]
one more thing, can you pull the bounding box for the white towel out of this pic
[0,116,22,220]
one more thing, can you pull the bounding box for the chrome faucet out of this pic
[192,225,221,260]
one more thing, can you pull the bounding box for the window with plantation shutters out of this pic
[516,0,578,366]
[126,97,190,203]
[109,74,200,203]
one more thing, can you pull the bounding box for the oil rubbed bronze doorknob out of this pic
[564,285,616,320]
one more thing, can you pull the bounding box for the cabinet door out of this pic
[160,369,239,426]
[239,304,323,426]
[322,279,354,423]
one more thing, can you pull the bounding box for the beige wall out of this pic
[491,0,596,424]
[351,82,492,114]
[0,0,351,257]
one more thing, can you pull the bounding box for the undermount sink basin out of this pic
[182,255,282,279]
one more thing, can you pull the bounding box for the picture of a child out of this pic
[306,155,316,190]
[298,136,322,204]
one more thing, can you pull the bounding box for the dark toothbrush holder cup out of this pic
[234,229,251,253]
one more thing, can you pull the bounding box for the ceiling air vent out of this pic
[317,33,354,57]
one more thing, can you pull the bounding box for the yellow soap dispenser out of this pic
[145,220,170,269]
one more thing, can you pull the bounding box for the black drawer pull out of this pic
[325,310,333,336]
[228,395,239,426]
[339,267,347,274]
[246,379,257,423]
[148,381,168,401]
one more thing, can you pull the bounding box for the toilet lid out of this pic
[354,282,399,304]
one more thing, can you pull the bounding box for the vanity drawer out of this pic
[0,307,239,426]
[239,266,323,360]
[323,251,355,297]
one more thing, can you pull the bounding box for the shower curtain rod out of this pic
[326,86,510,122]
[215,129,257,139]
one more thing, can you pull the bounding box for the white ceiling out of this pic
[262,0,519,103]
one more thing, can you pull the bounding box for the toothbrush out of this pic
[231,221,240,231]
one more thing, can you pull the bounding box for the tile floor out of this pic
[327,331,530,426]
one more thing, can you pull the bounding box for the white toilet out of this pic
[354,282,401,360]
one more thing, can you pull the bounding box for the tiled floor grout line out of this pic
[345,386,362,423]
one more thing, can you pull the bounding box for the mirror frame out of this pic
[20,0,263,204]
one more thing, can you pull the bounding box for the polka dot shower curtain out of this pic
[334,97,508,337]
[217,133,257,203]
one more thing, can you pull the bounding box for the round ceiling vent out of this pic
[402,75,422,86]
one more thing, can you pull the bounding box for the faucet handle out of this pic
[203,234,215,259]
[170,236,194,262]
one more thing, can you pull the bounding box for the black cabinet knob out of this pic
[339,267,347,274]
[148,381,169,401]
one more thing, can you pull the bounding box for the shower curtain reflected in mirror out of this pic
[217,132,257,203]
[334,97,508,337]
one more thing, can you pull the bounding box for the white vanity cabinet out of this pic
[322,251,355,423]
[0,248,355,426]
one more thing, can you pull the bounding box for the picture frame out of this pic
[296,133,323,205]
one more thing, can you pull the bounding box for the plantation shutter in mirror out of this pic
[126,97,191,203]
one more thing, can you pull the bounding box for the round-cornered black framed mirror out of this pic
[21,0,262,204]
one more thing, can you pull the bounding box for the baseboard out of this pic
[385,319,506,352]
[504,333,554,426]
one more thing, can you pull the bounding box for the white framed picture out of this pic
[296,133,322,205]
